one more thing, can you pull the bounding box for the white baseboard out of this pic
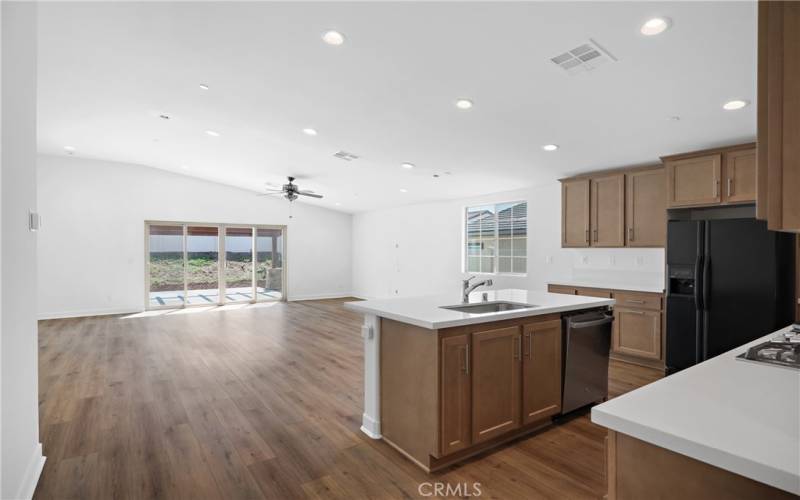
[15,443,45,500]
[38,307,141,320]
[360,414,381,439]
[287,292,354,302]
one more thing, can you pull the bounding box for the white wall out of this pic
[352,182,664,300]
[37,155,352,318]
[1,3,45,499]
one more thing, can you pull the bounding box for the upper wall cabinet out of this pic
[626,168,666,247]
[757,1,800,233]
[561,179,590,247]
[561,167,665,248]
[662,144,756,209]
[590,174,625,247]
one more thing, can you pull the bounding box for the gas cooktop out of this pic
[736,326,800,369]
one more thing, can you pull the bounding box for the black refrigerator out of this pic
[666,209,795,374]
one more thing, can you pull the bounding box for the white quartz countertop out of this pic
[344,289,614,329]
[592,325,800,495]
[549,280,665,294]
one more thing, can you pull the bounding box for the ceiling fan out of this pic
[259,176,323,202]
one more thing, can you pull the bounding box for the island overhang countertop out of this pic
[344,288,614,329]
[592,325,800,495]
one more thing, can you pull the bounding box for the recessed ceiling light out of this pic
[322,30,345,46]
[181,165,190,170]
[455,99,473,110]
[542,144,559,151]
[668,116,681,121]
[335,202,341,206]
[399,188,408,193]
[641,17,670,36]
[401,162,415,169]
[63,146,75,154]
[199,84,209,90]
[303,128,318,136]
[159,114,171,120]
[723,99,749,111]
[205,130,220,137]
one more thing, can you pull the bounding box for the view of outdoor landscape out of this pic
[147,223,283,307]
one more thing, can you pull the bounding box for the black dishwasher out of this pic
[561,309,614,414]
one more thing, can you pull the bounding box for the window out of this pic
[146,221,285,309]
[465,201,527,274]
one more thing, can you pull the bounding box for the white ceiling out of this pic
[38,1,757,213]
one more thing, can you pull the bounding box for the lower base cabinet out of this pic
[381,314,565,472]
[613,309,662,360]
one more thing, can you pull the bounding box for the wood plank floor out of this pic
[34,299,662,499]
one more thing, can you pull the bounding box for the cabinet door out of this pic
[723,149,757,204]
[440,334,471,456]
[522,320,562,424]
[612,309,662,360]
[626,168,666,247]
[471,326,521,443]
[590,174,625,247]
[562,179,590,247]
[666,154,722,207]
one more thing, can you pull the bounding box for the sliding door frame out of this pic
[144,220,287,310]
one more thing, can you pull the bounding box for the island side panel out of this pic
[361,314,382,438]
[607,431,797,500]
[380,318,439,469]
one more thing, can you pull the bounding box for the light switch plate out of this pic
[28,211,41,232]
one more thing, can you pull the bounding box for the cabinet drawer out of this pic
[576,287,613,299]
[613,309,662,360]
[614,291,662,311]
[548,285,577,295]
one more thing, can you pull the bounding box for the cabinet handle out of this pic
[593,229,598,242]
[585,229,590,243]
[626,299,646,304]
[464,344,470,374]
[626,310,645,315]
[727,178,733,197]
[515,336,522,360]
[628,228,634,242]
[527,333,533,359]
[713,179,720,197]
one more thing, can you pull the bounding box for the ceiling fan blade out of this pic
[297,191,323,199]
[257,192,286,197]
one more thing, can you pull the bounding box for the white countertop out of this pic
[549,280,664,294]
[344,289,614,329]
[592,326,800,495]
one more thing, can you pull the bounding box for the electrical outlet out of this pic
[609,256,616,266]
[636,256,644,266]
[545,256,553,265]
[581,256,589,265]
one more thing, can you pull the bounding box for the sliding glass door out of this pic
[145,222,285,309]
[256,228,283,301]
[224,227,254,303]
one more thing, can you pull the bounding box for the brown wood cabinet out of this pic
[576,287,612,299]
[440,334,471,456]
[522,320,562,424]
[663,144,757,209]
[471,326,521,443]
[548,285,577,295]
[562,178,591,247]
[724,149,757,204]
[379,313,568,472]
[626,168,666,247]
[757,1,800,233]
[665,154,722,207]
[613,308,662,360]
[561,166,665,249]
[590,174,625,247]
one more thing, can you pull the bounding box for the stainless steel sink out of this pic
[440,301,538,314]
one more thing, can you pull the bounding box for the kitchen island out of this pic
[344,289,614,471]
[592,325,800,498]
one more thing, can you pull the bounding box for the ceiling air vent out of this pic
[333,150,359,161]
[550,39,617,75]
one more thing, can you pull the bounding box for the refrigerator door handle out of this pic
[694,255,704,311]
[703,257,711,311]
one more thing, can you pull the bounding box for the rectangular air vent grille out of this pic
[333,150,359,161]
[550,39,617,75]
